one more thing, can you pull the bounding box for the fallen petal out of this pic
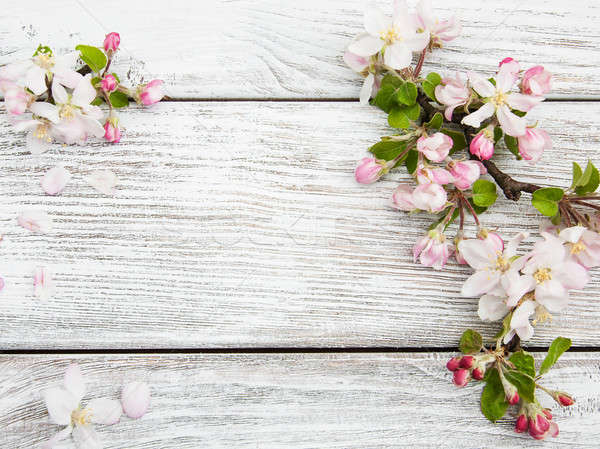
[18,210,53,233]
[41,165,72,195]
[88,398,122,425]
[121,381,151,419]
[34,266,55,300]
[86,170,118,195]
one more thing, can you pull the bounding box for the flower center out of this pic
[489,90,507,107]
[380,27,402,45]
[532,304,552,326]
[494,255,510,272]
[571,241,586,255]
[34,54,55,70]
[533,267,552,284]
[34,124,52,143]
[59,103,76,120]
[71,407,92,426]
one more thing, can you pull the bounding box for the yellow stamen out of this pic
[489,91,508,107]
[380,27,402,45]
[533,267,552,284]
[71,407,92,426]
[532,304,552,326]
[571,241,586,255]
[34,54,55,70]
[34,124,52,143]
[59,104,75,120]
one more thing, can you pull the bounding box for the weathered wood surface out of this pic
[1,353,599,448]
[1,0,600,99]
[1,101,600,349]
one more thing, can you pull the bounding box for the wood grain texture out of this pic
[1,353,599,448]
[1,0,599,99]
[1,101,600,349]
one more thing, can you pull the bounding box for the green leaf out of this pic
[111,72,121,83]
[372,75,405,113]
[472,179,498,207]
[571,162,583,189]
[503,135,521,160]
[509,350,536,378]
[468,198,488,215]
[531,187,564,217]
[405,149,419,174]
[504,370,536,403]
[481,368,509,422]
[440,128,467,153]
[422,81,437,101]
[539,337,572,376]
[403,103,421,121]
[575,161,599,195]
[426,72,442,86]
[108,91,129,108]
[368,140,409,163]
[494,312,512,340]
[550,211,562,225]
[493,127,503,143]
[90,76,102,87]
[75,45,107,73]
[396,82,418,106]
[90,97,104,106]
[459,329,483,354]
[425,112,443,130]
[33,44,52,57]
[388,108,410,129]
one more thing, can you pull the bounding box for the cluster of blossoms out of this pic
[345,0,598,440]
[0,33,164,298]
[43,364,151,448]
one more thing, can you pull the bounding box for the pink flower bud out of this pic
[139,79,164,106]
[416,132,453,163]
[392,184,416,211]
[355,158,388,184]
[521,65,552,96]
[104,119,122,143]
[469,127,495,160]
[412,182,448,213]
[101,74,118,93]
[517,128,552,163]
[448,160,486,190]
[435,73,470,121]
[446,357,461,371]
[416,164,454,185]
[515,414,528,433]
[472,367,485,380]
[413,229,453,270]
[542,409,553,420]
[459,355,474,369]
[507,391,520,405]
[452,369,469,387]
[477,228,504,253]
[103,32,120,52]
[557,393,574,407]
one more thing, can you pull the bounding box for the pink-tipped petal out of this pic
[121,381,151,419]
[41,165,71,195]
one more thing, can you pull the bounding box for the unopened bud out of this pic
[515,414,528,433]
[453,369,469,387]
[446,356,461,371]
[459,355,474,369]
[542,409,553,420]
[554,392,574,407]
[471,367,484,380]
[104,32,120,53]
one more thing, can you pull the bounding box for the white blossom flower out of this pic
[558,225,600,268]
[42,364,122,449]
[347,1,429,70]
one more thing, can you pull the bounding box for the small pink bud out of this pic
[103,32,120,52]
[446,357,461,371]
[542,409,553,420]
[448,160,486,190]
[104,119,122,143]
[469,127,495,160]
[471,367,484,380]
[515,414,528,433]
[521,65,552,96]
[459,355,474,369]
[355,157,387,184]
[477,228,504,253]
[517,128,552,163]
[392,184,416,211]
[416,132,453,163]
[536,414,550,432]
[508,391,520,405]
[435,73,469,121]
[453,369,469,387]
[139,79,164,106]
[557,393,574,407]
[101,74,118,93]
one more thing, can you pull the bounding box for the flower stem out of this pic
[413,48,428,79]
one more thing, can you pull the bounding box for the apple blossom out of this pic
[515,414,528,433]
[462,65,544,136]
[498,57,520,82]
[12,117,57,154]
[355,157,390,184]
[104,117,122,143]
[347,1,429,70]
[521,65,552,96]
[477,228,504,253]
[413,227,452,270]
[414,0,461,46]
[41,165,72,195]
[101,74,118,93]
[434,73,470,121]
[469,126,495,160]
[103,32,121,53]
[447,159,486,190]
[42,364,122,449]
[559,226,600,268]
[392,184,416,210]
[416,132,453,162]
[517,128,552,163]
[344,46,380,105]
[138,79,165,106]
[415,164,453,185]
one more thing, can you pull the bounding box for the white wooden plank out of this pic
[1,0,599,99]
[1,353,599,448]
[1,101,600,349]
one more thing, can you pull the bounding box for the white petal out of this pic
[41,426,73,449]
[495,66,516,93]
[559,226,586,244]
[72,425,102,449]
[30,102,60,124]
[478,294,509,321]
[347,34,384,57]
[506,93,543,112]
[81,104,105,121]
[343,47,369,72]
[496,104,526,137]
[17,210,53,233]
[535,280,568,312]
[359,73,375,105]
[457,238,496,270]
[41,165,71,195]
[553,261,590,290]
[43,388,79,425]
[461,102,494,128]
[26,65,48,95]
[505,232,528,258]
[121,381,151,419]
[364,5,391,36]
[467,71,495,97]
[461,270,501,297]
[52,81,69,104]
[53,68,83,90]
[416,0,435,27]
[392,1,414,32]
[55,52,80,69]
[64,363,86,402]
[88,398,122,425]
[72,74,97,107]
[13,119,40,132]
[383,42,412,70]
[86,170,118,195]
[403,30,430,52]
